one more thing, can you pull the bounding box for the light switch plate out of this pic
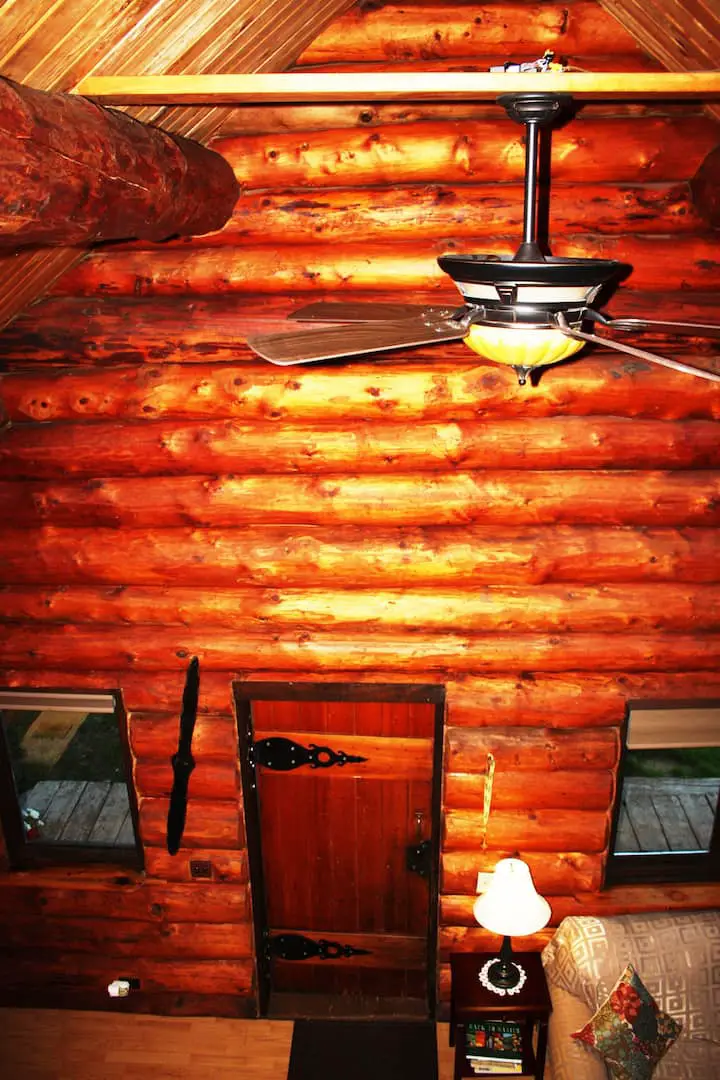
[476,871,493,893]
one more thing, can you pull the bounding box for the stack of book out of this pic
[464,1019,523,1075]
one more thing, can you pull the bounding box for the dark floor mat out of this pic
[287,1019,438,1080]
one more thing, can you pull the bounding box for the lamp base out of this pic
[478,957,528,997]
[477,935,528,996]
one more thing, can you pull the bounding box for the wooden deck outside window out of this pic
[606,701,720,886]
[0,689,142,870]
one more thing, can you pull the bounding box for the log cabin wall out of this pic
[0,0,719,1016]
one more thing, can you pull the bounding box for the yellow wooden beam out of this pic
[75,70,720,105]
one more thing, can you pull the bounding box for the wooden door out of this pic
[234,683,444,1014]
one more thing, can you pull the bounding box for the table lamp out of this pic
[473,857,551,994]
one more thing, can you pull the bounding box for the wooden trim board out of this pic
[75,71,720,105]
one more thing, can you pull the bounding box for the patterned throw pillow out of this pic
[571,963,682,1080]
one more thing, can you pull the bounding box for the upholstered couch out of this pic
[540,910,720,1079]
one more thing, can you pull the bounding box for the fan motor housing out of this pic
[437,254,628,327]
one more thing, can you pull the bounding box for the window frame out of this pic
[606,698,720,886]
[0,687,143,870]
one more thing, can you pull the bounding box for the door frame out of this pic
[233,680,446,1017]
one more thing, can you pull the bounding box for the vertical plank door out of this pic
[236,685,442,1010]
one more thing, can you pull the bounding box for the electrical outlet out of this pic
[190,859,213,879]
[476,871,494,893]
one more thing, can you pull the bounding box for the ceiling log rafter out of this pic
[0,0,356,330]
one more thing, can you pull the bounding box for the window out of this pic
[606,700,720,885]
[0,689,142,868]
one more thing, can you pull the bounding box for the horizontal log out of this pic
[441,851,604,895]
[0,77,239,246]
[446,671,720,725]
[3,525,719,591]
[2,624,720,673]
[296,55,665,76]
[138,797,243,850]
[5,582,720,634]
[0,953,254,995]
[144,846,247,883]
[2,470,719,528]
[0,879,250,922]
[207,182,703,244]
[299,2,640,62]
[50,235,720,296]
[3,354,720,425]
[444,807,610,852]
[444,769,614,810]
[551,883,720,920]
[213,100,707,139]
[1,916,253,959]
[130,713,237,761]
[446,727,619,771]
[214,115,718,188]
[5,667,720,728]
[439,927,554,959]
[441,882,720,925]
[135,760,239,800]
[2,290,718,369]
[5,415,720,479]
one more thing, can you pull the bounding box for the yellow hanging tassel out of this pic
[481,752,496,849]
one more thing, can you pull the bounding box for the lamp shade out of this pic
[473,858,551,937]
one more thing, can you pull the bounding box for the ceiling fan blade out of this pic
[288,301,462,324]
[246,316,466,366]
[605,317,720,340]
[555,313,720,382]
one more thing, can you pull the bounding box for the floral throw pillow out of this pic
[571,963,682,1080]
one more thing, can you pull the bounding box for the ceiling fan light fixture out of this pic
[463,322,585,381]
[438,251,628,382]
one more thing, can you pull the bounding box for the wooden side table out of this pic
[449,951,551,1079]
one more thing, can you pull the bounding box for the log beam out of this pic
[3,417,720,478]
[213,117,719,188]
[0,77,239,247]
[212,183,704,244]
[298,2,640,64]
[50,235,720,298]
[442,851,604,895]
[3,356,719,425]
[1,471,718,528]
[3,583,720,634]
[444,769,614,810]
[1,525,717,587]
[441,883,720,926]
[1,624,720,674]
[446,727,620,773]
[444,808,610,852]
[0,293,716,369]
[4,667,720,721]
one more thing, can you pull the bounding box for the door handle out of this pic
[406,809,431,878]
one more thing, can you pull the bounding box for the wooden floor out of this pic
[0,1009,455,1079]
[617,776,719,853]
[21,781,134,847]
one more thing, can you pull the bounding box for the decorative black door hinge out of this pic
[406,839,432,878]
[253,736,367,771]
[268,933,371,961]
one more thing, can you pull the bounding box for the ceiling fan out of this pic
[245,91,720,385]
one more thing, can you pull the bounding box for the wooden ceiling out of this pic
[598,0,720,121]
